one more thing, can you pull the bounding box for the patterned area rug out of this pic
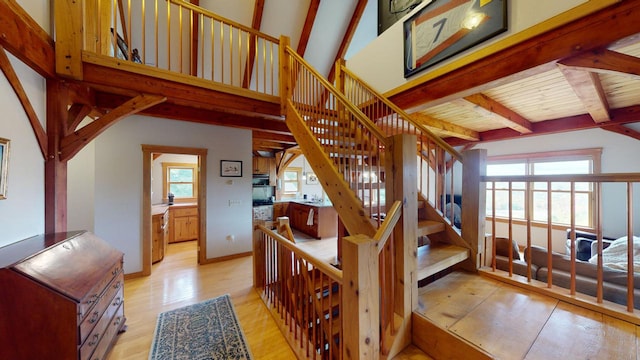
[149,294,252,360]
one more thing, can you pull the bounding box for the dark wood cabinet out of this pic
[288,202,337,239]
[0,231,125,360]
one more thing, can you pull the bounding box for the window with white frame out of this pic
[486,149,601,228]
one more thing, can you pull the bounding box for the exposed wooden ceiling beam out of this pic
[297,0,321,56]
[66,103,92,135]
[461,93,533,134]
[558,67,610,123]
[389,1,640,113]
[0,0,55,78]
[95,92,290,134]
[253,130,296,145]
[82,62,282,118]
[60,94,167,161]
[601,124,640,141]
[242,0,264,88]
[327,0,367,83]
[557,49,640,78]
[411,112,479,141]
[0,45,47,158]
[446,104,640,146]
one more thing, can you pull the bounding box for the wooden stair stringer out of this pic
[412,312,494,360]
[285,101,377,238]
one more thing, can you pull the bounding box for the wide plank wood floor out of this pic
[107,240,296,360]
[417,271,640,359]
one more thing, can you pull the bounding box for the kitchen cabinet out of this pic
[0,231,125,360]
[288,201,337,239]
[273,202,289,220]
[170,205,199,243]
[152,208,169,263]
[253,157,276,185]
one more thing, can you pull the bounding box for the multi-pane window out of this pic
[486,149,601,228]
[283,168,301,195]
[162,162,198,201]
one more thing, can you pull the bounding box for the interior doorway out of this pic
[141,144,208,276]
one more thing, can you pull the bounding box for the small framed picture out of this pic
[0,137,9,200]
[220,160,242,177]
[306,173,319,185]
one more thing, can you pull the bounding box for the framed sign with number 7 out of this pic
[403,0,507,77]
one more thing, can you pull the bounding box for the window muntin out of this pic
[486,149,600,228]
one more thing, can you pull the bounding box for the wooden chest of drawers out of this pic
[0,231,125,360]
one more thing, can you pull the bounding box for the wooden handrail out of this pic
[285,46,389,143]
[484,173,640,183]
[339,64,463,162]
[257,224,343,283]
[374,200,402,254]
[485,172,640,316]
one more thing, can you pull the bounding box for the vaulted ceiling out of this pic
[232,0,640,155]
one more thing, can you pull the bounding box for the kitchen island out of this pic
[286,200,337,239]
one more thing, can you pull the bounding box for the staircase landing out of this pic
[414,271,639,359]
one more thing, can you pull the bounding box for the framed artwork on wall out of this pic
[220,160,242,177]
[306,173,319,185]
[0,137,9,200]
[403,0,507,77]
[378,0,426,35]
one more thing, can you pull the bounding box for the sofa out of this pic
[494,237,640,309]
[565,229,617,261]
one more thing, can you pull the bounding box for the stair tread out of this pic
[416,243,469,281]
[417,220,445,236]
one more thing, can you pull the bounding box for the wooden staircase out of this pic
[416,199,470,282]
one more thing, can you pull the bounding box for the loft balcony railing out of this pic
[59,0,280,98]
[483,173,640,317]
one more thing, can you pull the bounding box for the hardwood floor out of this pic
[107,240,296,360]
[416,271,640,359]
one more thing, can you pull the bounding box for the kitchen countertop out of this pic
[288,200,334,208]
[152,202,197,215]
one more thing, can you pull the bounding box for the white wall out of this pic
[477,128,640,252]
[0,53,46,247]
[67,138,95,233]
[87,116,252,274]
[346,0,588,93]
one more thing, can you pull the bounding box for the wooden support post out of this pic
[342,234,380,360]
[276,217,296,243]
[54,0,84,79]
[461,149,487,270]
[45,79,69,233]
[279,36,291,116]
[252,226,265,289]
[385,133,417,357]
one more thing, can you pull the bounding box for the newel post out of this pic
[279,35,291,116]
[461,149,487,269]
[252,225,265,289]
[342,234,380,360]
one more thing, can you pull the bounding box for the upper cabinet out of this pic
[253,157,276,185]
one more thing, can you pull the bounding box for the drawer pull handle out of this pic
[89,311,100,324]
[114,316,123,326]
[113,281,122,289]
[89,333,100,346]
[86,294,100,305]
[113,297,123,306]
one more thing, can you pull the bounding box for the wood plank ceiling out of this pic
[246,0,640,154]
